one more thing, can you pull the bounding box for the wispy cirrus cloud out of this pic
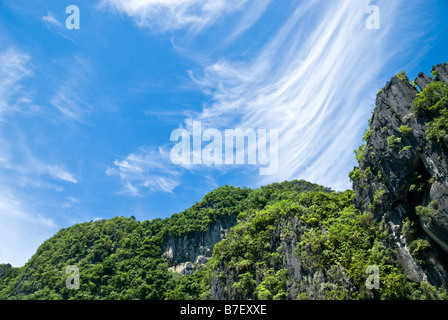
[42,164,79,184]
[0,131,79,186]
[103,0,435,193]
[188,0,432,190]
[106,146,183,194]
[42,12,62,27]
[42,11,75,42]
[49,56,93,122]
[0,48,78,183]
[100,0,252,33]
[0,48,33,116]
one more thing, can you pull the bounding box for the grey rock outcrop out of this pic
[415,72,433,91]
[209,214,362,300]
[434,63,448,84]
[352,63,448,288]
[162,215,238,275]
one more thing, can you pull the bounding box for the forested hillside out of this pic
[1,180,446,300]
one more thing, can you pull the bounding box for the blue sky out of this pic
[0,0,447,266]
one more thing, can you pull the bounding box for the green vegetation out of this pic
[349,168,362,183]
[354,144,367,163]
[347,66,448,300]
[387,135,402,149]
[255,269,288,300]
[402,217,417,241]
[399,125,411,137]
[408,239,431,265]
[0,179,444,300]
[353,127,372,164]
[369,189,387,210]
[402,145,412,153]
[412,81,448,114]
[402,113,413,123]
[349,167,373,184]
[363,127,372,143]
[0,185,253,300]
[207,190,404,299]
[431,69,438,80]
[396,70,410,85]
[349,126,375,184]
[0,264,20,295]
[416,200,438,222]
[408,172,428,194]
[401,203,434,267]
[412,81,448,115]
[412,81,448,145]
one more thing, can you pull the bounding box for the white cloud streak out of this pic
[0,48,32,116]
[101,0,251,33]
[106,146,183,194]
[49,56,92,122]
[45,165,78,184]
[42,12,62,27]
[1,149,79,185]
[0,48,80,185]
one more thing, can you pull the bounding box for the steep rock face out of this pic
[162,215,238,275]
[209,206,373,300]
[209,217,307,300]
[352,63,448,288]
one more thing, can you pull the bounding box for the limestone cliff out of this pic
[352,63,448,288]
[162,215,237,275]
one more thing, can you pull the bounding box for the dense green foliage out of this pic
[204,189,447,300]
[1,217,173,300]
[0,181,335,300]
[412,81,448,144]
[0,185,253,300]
